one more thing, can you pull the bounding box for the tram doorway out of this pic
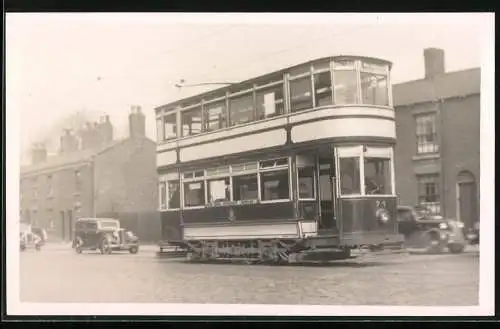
[318,155,338,233]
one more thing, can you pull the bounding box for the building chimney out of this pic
[60,129,79,154]
[424,48,445,79]
[97,114,114,144]
[129,105,146,139]
[31,143,47,164]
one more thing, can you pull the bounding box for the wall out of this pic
[20,163,93,241]
[94,136,160,242]
[440,94,481,219]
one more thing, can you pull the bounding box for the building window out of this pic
[255,83,284,119]
[203,100,227,132]
[163,113,177,140]
[417,174,441,215]
[333,60,358,105]
[74,170,81,191]
[339,157,361,195]
[47,175,53,197]
[229,92,255,126]
[364,157,392,195]
[415,114,439,154]
[181,107,202,137]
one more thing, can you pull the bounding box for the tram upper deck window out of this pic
[364,156,392,195]
[339,157,361,195]
[181,106,202,137]
[313,61,333,107]
[163,113,177,140]
[360,61,389,106]
[333,60,358,105]
[256,78,284,119]
[204,98,227,132]
[229,89,255,126]
[289,65,313,112]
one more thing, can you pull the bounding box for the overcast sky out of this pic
[6,13,491,163]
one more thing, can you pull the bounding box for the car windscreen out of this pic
[100,221,119,228]
[396,209,413,222]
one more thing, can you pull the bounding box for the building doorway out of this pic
[456,171,478,231]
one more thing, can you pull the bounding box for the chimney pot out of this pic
[424,47,445,79]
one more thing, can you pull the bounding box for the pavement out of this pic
[19,243,479,305]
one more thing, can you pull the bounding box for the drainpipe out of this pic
[437,98,446,217]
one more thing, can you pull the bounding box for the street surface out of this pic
[20,244,479,305]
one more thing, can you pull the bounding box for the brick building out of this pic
[393,48,480,231]
[19,106,160,242]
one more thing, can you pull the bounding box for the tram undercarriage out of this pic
[159,234,404,264]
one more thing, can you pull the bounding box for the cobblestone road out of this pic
[19,245,479,305]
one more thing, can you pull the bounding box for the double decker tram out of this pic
[156,55,404,263]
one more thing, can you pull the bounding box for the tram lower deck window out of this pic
[233,174,258,201]
[364,157,392,195]
[184,181,205,207]
[260,171,290,201]
[168,181,180,209]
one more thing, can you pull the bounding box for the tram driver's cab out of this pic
[302,144,397,238]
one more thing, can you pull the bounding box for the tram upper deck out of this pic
[155,55,395,169]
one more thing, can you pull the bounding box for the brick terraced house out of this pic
[393,48,480,231]
[20,106,160,242]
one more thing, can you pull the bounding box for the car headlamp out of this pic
[439,222,448,230]
[457,221,464,229]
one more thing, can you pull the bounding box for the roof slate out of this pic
[392,68,481,107]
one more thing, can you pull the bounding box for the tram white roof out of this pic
[155,55,392,114]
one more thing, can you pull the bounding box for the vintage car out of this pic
[466,221,480,245]
[396,205,467,254]
[72,218,140,254]
[20,222,43,251]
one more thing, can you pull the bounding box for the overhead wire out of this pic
[185,24,375,88]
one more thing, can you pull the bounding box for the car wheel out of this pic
[75,237,84,254]
[100,237,112,254]
[425,231,445,254]
[129,246,139,254]
[20,244,26,252]
[448,243,465,254]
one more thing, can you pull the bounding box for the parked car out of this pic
[30,226,48,245]
[466,221,480,245]
[396,205,467,254]
[72,217,140,254]
[20,222,43,251]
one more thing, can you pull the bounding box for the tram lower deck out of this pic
[158,143,404,263]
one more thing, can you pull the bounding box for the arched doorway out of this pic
[456,171,478,230]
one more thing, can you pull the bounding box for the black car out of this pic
[396,205,467,254]
[72,218,140,254]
